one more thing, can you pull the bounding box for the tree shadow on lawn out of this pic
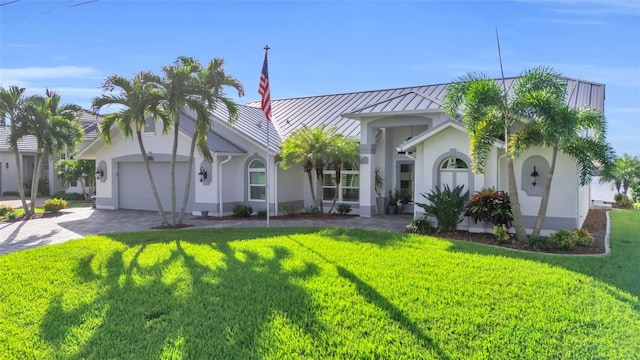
[336,266,451,360]
[313,227,409,247]
[40,237,325,359]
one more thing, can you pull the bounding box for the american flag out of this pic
[258,51,272,122]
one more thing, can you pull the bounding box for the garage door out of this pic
[118,162,194,212]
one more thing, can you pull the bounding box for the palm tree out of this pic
[92,72,171,225]
[443,67,566,242]
[615,154,640,195]
[158,56,243,225]
[279,125,333,213]
[24,90,84,214]
[0,86,31,214]
[325,132,360,213]
[510,84,615,236]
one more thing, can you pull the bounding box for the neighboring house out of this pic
[0,110,100,196]
[78,77,604,234]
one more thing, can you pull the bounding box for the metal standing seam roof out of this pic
[244,77,605,143]
[179,110,247,154]
[211,104,281,153]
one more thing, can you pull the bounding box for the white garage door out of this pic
[118,162,194,212]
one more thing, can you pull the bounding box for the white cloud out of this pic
[545,18,606,25]
[521,0,640,16]
[4,43,36,48]
[0,66,99,84]
[609,107,640,114]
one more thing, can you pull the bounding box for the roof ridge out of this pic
[242,75,595,106]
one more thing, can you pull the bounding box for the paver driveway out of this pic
[0,207,413,255]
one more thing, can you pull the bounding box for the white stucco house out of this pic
[77,76,605,233]
[0,110,100,196]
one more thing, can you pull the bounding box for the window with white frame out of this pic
[248,159,266,201]
[323,163,360,202]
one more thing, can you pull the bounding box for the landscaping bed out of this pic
[436,209,607,255]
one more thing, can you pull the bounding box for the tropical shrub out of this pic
[573,228,595,247]
[280,204,297,216]
[303,205,321,215]
[406,215,435,234]
[615,195,633,209]
[0,204,14,217]
[43,198,67,213]
[232,204,252,218]
[52,191,85,201]
[551,229,577,250]
[256,210,267,219]
[492,224,510,243]
[416,185,468,232]
[336,203,352,215]
[6,211,17,220]
[465,188,513,227]
[528,235,550,250]
[631,183,640,203]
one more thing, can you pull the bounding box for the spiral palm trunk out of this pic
[532,148,557,237]
[507,157,528,242]
[306,171,317,206]
[328,168,341,214]
[13,149,30,216]
[177,133,198,224]
[29,152,45,214]
[136,131,169,226]
[170,121,180,226]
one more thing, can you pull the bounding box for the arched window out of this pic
[439,156,469,190]
[248,160,266,201]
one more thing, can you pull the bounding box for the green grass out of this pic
[0,212,639,359]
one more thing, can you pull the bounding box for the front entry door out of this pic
[397,161,414,213]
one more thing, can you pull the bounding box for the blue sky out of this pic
[1,0,638,156]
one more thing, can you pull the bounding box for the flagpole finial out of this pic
[264,44,270,52]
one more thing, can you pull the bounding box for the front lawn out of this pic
[0,211,638,359]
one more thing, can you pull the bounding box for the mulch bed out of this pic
[4,211,69,222]
[436,209,608,255]
[193,214,358,221]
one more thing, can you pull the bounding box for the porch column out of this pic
[359,124,377,217]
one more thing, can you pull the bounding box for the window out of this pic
[248,160,266,201]
[323,163,360,202]
[143,117,155,133]
[70,180,78,187]
[438,156,469,190]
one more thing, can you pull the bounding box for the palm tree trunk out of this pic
[306,170,317,206]
[532,148,557,236]
[177,132,197,224]
[507,157,528,242]
[30,151,44,215]
[13,148,30,216]
[136,131,169,225]
[170,113,180,226]
[327,167,341,214]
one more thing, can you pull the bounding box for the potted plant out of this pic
[375,167,386,215]
[386,189,399,214]
[399,189,412,213]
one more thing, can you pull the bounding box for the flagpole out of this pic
[266,110,270,227]
[259,44,271,227]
